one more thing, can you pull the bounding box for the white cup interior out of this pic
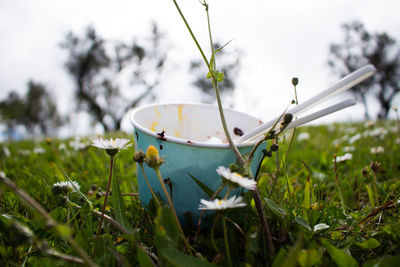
[131,103,263,146]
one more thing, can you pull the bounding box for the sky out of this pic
[1,0,400,137]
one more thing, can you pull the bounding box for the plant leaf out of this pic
[264,198,287,218]
[154,206,179,250]
[187,173,214,198]
[356,238,381,249]
[321,239,358,267]
[365,184,375,207]
[160,247,215,267]
[137,244,155,267]
[295,217,312,232]
[111,174,133,233]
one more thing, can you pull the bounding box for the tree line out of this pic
[1,20,399,139]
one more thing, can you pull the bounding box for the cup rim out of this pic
[130,102,261,148]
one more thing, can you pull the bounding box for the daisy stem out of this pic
[154,167,192,255]
[139,163,161,207]
[248,169,275,256]
[96,155,114,237]
[223,216,233,267]
[210,214,220,254]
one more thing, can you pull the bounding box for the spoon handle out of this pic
[236,64,375,143]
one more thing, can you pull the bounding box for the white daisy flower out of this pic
[370,146,384,154]
[297,132,310,142]
[33,147,46,154]
[368,127,387,139]
[216,166,257,190]
[343,146,355,152]
[335,153,353,162]
[198,196,246,210]
[52,181,81,194]
[69,136,88,151]
[58,143,67,151]
[91,137,131,156]
[18,149,31,156]
[2,147,11,157]
[348,133,362,144]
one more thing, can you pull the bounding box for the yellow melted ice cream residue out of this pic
[178,104,183,121]
[150,121,159,132]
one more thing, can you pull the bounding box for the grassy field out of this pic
[0,120,399,266]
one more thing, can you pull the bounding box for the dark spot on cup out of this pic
[234,127,244,136]
[135,131,139,141]
[157,130,167,141]
[159,144,163,150]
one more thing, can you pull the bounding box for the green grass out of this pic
[0,121,399,266]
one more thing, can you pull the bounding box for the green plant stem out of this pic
[139,163,161,207]
[251,188,275,256]
[0,174,97,267]
[222,216,233,267]
[172,0,245,165]
[96,155,114,237]
[154,167,192,255]
[210,214,221,254]
[172,0,210,69]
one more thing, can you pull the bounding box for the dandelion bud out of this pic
[292,77,299,86]
[283,113,293,124]
[280,113,293,130]
[52,184,68,195]
[370,161,382,173]
[361,167,369,177]
[145,145,164,168]
[263,149,272,158]
[270,143,279,152]
[133,150,146,164]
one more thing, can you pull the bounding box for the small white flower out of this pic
[313,223,330,232]
[343,146,355,152]
[313,171,327,182]
[0,170,6,177]
[368,127,387,139]
[396,138,400,144]
[335,153,353,162]
[297,132,310,142]
[364,120,375,128]
[18,149,31,156]
[2,147,11,157]
[92,137,131,150]
[58,143,67,151]
[53,180,81,193]
[343,127,357,134]
[33,147,45,154]
[370,146,384,154]
[348,133,362,144]
[69,136,88,151]
[198,196,246,210]
[333,135,349,146]
[92,137,131,156]
[216,166,257,190]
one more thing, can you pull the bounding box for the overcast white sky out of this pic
[1,0,399,136]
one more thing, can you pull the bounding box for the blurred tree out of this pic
[190,42,241,105]
[61,23,167,131]
[328,20,400,119]
[0,80,63,138]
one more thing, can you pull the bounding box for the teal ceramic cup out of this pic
[130,103,265,224]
